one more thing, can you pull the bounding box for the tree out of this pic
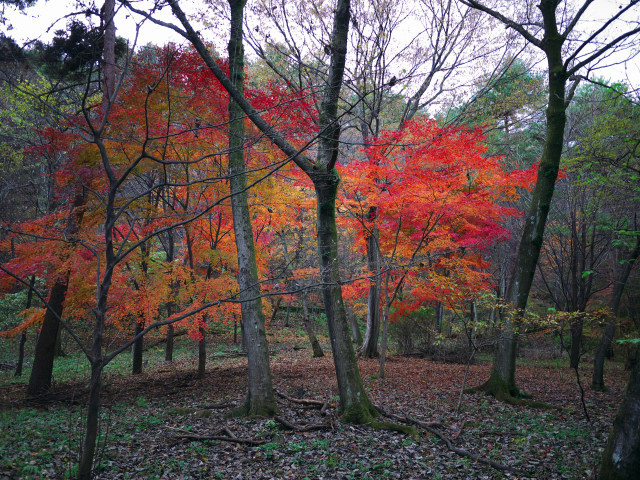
[226,0,278,417]
[147,0,382,422]
[599,345,640,479]
[461,0,640,402]
[340,116,536,376]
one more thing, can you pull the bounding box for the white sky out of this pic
[1,0,639,88]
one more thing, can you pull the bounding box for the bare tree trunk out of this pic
[346,303,362,344]
[599,345,640,479]
[165,324,175,362]
[168,0,377,423]
[593,236,640,391]
[301,290,324,357]
[77,1,115,476]
[361,225,380,357]
[227,0,277,417]
[15,277,35,377]
[198,326,206,378]
[569,315,583,369]
[472,0,567,399]
[132,319,144,374]
[313,171,377,421]
[28,194,85,395]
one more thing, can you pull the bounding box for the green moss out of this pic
[341,400,378,424]
[226,399,279,418]
[465,373,558,409]
[368,420,419,439]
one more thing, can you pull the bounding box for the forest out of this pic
[0,0,639,479]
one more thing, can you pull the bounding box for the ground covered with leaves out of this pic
[0,337,629,480]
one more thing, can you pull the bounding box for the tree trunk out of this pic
[599,345,640,479]
[78,1,115,475]
[15,276,35,377]
[361,226,380,357]
[312,171,377,421]
[479,4,567,399]
[301,290,324,358]
[198,326,206,379]
[27,281,67,395]
[54,327,65,358]
[165,324,175,362]
[593,236,640,391]
[132,319,144,374]
[78,310,106,480]
[346,303,362,344]
[27,193,85,395]
[569,315,583,369]
[227,0,277,417]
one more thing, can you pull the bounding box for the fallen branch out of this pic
[168,426,266,446]
[274,416,331,432]
[377,407,528,475]
[275,389,326,407]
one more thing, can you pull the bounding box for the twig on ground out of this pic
[275,389,326,407]
[168,425,266,446]
[275,415,331,432]
[377,406,528,475]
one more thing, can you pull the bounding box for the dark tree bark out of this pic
[361,224,380,358]
[346,303,362,345]
[226,0,277,417]
[165,324,175,361]
[78,1,115,476]
[461,0,640,401]
[198,326,206,379]
[599,345,640,479]
[15,276,35,377]
[593,236,640,391]
[132,319,144,374]
[301,290,324,358]
[27,194,85,396]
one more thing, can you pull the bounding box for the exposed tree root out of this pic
[167,426,267,446]
[465,377,557,410]
[274,415,331,432]
[275,389,326,407]
[376,407,528,475]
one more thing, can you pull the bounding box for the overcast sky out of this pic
[2,0,639,88]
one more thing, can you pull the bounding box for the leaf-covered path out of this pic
[0,348,628,479]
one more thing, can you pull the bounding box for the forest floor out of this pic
[0,332,630,480]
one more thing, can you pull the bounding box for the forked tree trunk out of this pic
[480,3,567,399]
[77,1,115,476]
[313,172,377,421]
[169,0,376,423]
[227,0,277,417]
[599,345,640,479]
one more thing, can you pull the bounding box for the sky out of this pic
[2,0,639,89]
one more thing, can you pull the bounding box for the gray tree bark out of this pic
[599,345,640,479]
[227,0,277,417]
